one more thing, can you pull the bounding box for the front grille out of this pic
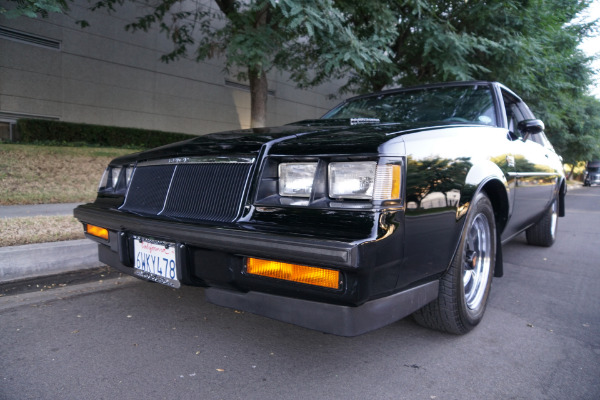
[121,165,176,215]
[120,161,253,223]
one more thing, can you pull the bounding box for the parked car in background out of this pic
[583,160,600,186]
[74,81,566,336]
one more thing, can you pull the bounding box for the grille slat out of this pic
[121,165,175,215]
[120,162,252,223]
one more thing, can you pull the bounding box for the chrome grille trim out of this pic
[138,156,255,167]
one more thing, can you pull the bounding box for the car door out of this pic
[502,92,557,238]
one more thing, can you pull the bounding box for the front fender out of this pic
[399,127,513,288]
[401,156,510,289]
[464,160,509,198]
[462,159,511,230]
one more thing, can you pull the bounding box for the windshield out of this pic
[323,85,497,126]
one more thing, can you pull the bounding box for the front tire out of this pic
[413,192,496,334]
[525,197,558,247]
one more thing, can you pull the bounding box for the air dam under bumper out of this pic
[205,281,439,337]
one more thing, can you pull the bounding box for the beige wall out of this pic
[0,0,342,135]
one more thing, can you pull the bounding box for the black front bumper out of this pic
[75,204,357,268]
[74,203,438,336]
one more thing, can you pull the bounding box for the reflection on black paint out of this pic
[405,156,473,211]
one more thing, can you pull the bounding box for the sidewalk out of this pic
[0,203,84,218]
[0,203,102,283]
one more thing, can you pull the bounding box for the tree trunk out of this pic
[249,68,268,128]
[247,4,270,129]
[568,164,575,180]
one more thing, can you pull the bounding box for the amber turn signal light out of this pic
[86,224,109,240]
[246,258,340,289]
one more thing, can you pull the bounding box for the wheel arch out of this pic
[480,179,509,278]
[462,160,510,236]
[458,162,511,278]
[480,179,510,235]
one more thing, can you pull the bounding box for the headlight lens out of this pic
[328,162,401,201]
[279,163,318,197]
[276,160,401,202]
[111,167,122,187]
[98,168,110,191]
[328,162,377,199]
[98,165,134,194]
[124,166,134,187]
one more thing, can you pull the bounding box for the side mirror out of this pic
[518,119,545,140]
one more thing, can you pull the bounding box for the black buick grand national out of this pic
[74,81,566,336]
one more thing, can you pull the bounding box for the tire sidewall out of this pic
[453,191,496,328]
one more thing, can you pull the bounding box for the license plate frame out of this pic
[133,235,180,288]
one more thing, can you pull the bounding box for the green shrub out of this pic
[15,119,194,149]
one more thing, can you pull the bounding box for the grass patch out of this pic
[0,216,84,247]
[0,144,134,205]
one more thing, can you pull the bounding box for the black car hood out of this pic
[110,120,472,165]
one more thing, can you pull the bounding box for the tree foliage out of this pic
[82,0,397,127]
[343,0,600,164]
[1,0,68,18]
[4,0,600,162]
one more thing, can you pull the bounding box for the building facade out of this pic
[0,0,342,139]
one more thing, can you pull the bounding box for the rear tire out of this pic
[413,192,496,334]
[525,197,558,247]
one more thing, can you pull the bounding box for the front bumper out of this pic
[74,203,438,336]
[75,204,356,268]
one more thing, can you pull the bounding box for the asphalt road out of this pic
[1,187,599,400]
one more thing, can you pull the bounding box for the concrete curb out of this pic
[0,240,102,283]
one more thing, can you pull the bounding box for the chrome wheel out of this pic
[463,213,492,311]
[412,192,496,334]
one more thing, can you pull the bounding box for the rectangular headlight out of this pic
[98,168,110,191]
[124,166,134,186]
[98,165,134,193]
[328,162,377,199]
[110,167,122,187]
[278,163,318,197]
[329,162,401,201]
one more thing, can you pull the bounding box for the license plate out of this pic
[133,236,180,288]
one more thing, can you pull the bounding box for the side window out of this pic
[515,100,553,148]
[502,92,524,137]
[502,91,550,148]
[530,131,556,151]
[528,132,545,146]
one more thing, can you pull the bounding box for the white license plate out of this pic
[133,236,180,288]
